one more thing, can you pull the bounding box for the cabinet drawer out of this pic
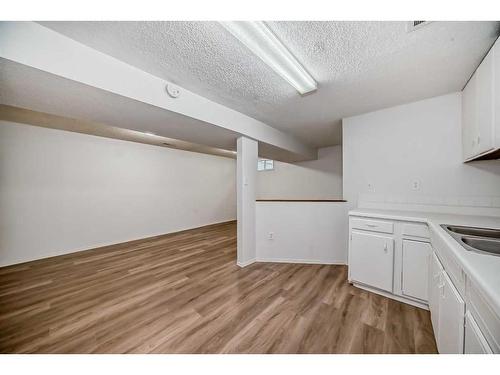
[402,223,429,239]
[351,218,394,234]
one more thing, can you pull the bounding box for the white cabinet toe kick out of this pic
[348,212,500,354]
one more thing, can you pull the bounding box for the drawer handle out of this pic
[366,224,378,227]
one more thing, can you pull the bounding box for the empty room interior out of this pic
[3,17,500,358]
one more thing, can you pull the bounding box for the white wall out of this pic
[255,146,345,265]
[0,121,236,266]
[257,145,343,200]
[256,202,348,264]
[343,92,500,215]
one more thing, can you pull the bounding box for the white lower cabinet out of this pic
[349,213,498,354]
[438,271,465,353]
[428,251,497,354]
[428,252,444,345]
[349,231,394,292]
[464,311,493,354]
[429,253,466,354]
[401,240,431,301]
[349,216,432,307]
[348,216,431,304]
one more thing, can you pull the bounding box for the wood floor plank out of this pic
[0,221,437,354]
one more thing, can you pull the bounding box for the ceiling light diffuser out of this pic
[219,21,317,95]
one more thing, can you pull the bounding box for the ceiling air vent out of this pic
[406,21,431,33]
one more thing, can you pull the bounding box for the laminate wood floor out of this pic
[0,221,437,353]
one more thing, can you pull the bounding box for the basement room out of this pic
[1,1,500,373]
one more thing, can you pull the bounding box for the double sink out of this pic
[441,224,500,256]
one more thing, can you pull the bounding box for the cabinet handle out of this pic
[366,224,377,227]
[477,135,481,145]
[438,275,445,294]
[384,243,388,253]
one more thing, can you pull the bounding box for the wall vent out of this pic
[406,21,431,33]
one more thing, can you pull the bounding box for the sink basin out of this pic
[441,224,500,257]
[446,225,500,239]
[461,237,500,255]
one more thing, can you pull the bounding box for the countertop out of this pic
[349,207,500,317]
[256,199,347,202]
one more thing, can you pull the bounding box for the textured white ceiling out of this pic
[0,58,238,150]
[0,58,304,161]
[29,21,500,147]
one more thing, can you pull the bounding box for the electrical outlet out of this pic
[367,182,374,192]
[412,180,421,191]
[268,232,274,240]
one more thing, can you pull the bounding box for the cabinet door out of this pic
[428,252,443,342]
[494,39,500,146]
[350,231,394,292]
[462,73,477,160]
[438,272,465,354]
[475,49,495,155]
[464,311,493,354]
[401,240,431,301]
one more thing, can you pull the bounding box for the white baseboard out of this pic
[236,258,256,268]
[352,282,429,310]
[256,257,346,265]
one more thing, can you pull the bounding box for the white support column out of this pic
[236,136,258,267]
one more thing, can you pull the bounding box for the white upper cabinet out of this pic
[462,72,477,159]
[475,49,495,154]
[462,38,500,161]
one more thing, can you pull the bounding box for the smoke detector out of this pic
[406,21,432,33]
[166,84,181,98]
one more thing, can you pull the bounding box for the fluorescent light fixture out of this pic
[219,21,317,95]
